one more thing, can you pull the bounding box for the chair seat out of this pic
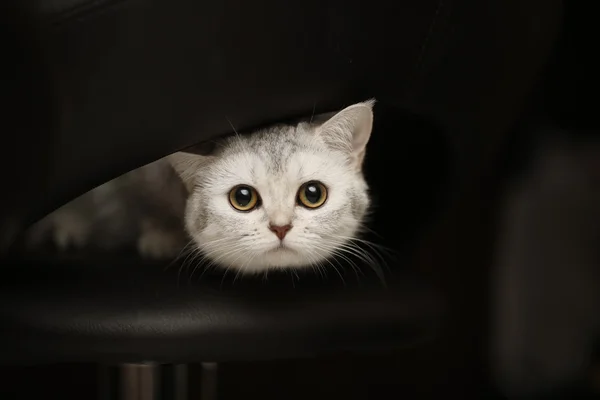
[0,255,442,364]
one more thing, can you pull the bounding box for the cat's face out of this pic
[169,100,374,273]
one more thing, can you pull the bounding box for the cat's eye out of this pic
[297,181,328,209]
[229,185,259,211]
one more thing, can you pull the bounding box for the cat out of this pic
[491,130,600,396]
[26,100,375,273]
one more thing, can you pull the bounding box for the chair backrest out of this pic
[0,0,562,367]
[0,0,561,243]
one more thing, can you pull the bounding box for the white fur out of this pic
[169,100,375,273]
[27,100,375,273]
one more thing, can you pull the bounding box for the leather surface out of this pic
[0,255,442,364]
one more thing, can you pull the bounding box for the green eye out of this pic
[297,181,327,209]
[229,185,259,211]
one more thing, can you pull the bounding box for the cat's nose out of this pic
[268,224,292,240]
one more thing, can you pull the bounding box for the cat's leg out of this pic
[26,206,93,251]
[137,218,187,260]
[25,191,93,251]
[52,210,92,250]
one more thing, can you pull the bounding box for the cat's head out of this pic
[168,100,374,273]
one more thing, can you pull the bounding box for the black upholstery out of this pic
[0,0,562,365]
[0,257,441,364]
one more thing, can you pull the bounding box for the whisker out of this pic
[190,241,250,283]
[197,242,246,276]
[334,242,387,287]
[239,250,260,279]
[176,243,204,285]
[313,243,358,280]
[225,116,241,138]
[308,243,350,285]
[355,223,388,241]
[162,238,195,274]
[312,239,387,287]
[305,251,327,280]
[334,233,396,257]
[230,247,257,284]
[330,234,393,271]
[220,265,232,289]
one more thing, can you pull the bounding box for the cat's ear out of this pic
[316,99,375,169]
[167,140,219,191]
[167,151,212,192]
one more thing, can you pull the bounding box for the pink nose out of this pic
[269,224,292,240]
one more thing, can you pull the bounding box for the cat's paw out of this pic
[137,228,184,260]
[52,215,91,251]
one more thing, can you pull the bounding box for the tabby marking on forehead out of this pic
[168,100,375,273]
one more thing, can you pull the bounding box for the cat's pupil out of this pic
[305,184,321,203]
[235,187,252,206]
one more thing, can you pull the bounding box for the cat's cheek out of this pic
[189,221,223,252]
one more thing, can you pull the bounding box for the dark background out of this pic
[1,0,599,399]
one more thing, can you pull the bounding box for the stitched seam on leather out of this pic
[48,0,130,27]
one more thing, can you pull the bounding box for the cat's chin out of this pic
[266,245,296,255]
[204,246,324,274]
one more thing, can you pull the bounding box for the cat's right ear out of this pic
[167,148,213,193]
[316,99,375,170]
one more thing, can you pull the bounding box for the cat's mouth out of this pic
[267,242,296,253]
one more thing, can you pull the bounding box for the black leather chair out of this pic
[0,0,561,398]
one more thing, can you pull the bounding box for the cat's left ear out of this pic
[316,99,375,169]
[167,152,214,193]
[167,140,218,192]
